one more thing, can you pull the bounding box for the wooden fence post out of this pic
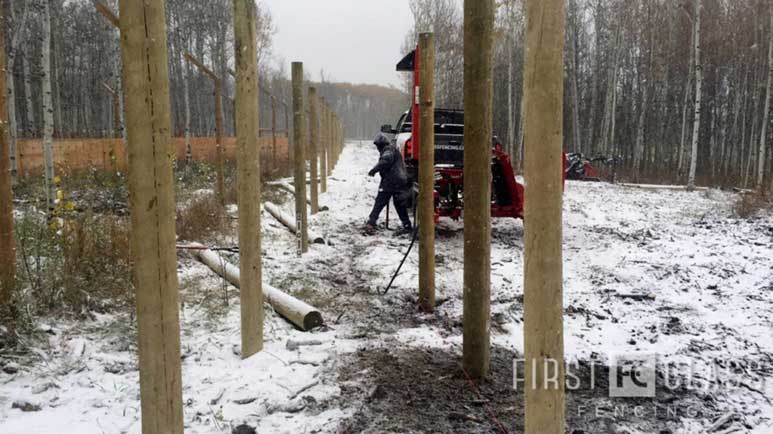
[118,0,183,432]
[291,62,308,254]
[0,5,16,312]
[308,87,320,214]
[462,0,494,379]
[418,32,436,312]
[319,97,328,193]
[326,105,333,176]
[523,0,566,431]
[271,95,278,166]
[234,0,263,358]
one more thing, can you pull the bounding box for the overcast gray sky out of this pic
[262,0,414,88]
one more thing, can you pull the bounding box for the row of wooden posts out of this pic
[96,2,300,205]
[6,1,343,433]
[290,62,344,255]
[0,0,566,433]
[413,1,566,433]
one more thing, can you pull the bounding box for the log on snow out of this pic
[276,182,329,211]
[618,183,709,192]
[264,202,326,244]
[192,245,324,331]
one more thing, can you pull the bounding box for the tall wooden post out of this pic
[418,32,436,312]
[319,98,328,193]
[462,0,494,379]
[233,0,263,358]
[184,53,226,204]
[118,0,183,432]
[271,95,278,166]
[291,63,308,254]
[523,0,566,431]
[326,106,333,176]
[308,87,320,214]
[0,4,16,310]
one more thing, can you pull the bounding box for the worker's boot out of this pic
[393,225,413,237]
[363,223,377,235]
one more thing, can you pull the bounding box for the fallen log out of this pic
[618,183,709,192]
[276,182,329,211]
[191,245,324,331]
[264,202,326,244]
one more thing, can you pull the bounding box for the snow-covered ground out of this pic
[1,141,771,433]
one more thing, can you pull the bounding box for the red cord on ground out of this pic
[461,366,509,434]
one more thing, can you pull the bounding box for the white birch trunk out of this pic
[41,0,55,210]
[634,86,649,181]
[677,68,693,175]
[22,52,34,137]
[756,2,773,190]
[6,64,18,185]
[570,0,581,153]
[687,0,702,190]
[507,42,515,159]
[6,0,30,184]
[183,63,192,164]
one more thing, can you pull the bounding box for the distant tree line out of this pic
[3,0,408,145]
[404,0,773,188]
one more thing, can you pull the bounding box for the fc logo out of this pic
[609,353,657,398]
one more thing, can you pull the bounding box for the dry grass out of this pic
[61,215,133,314]
[734,192,772,218]
[176,193,229,243]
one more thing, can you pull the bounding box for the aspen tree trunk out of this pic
[6,0,29,184]
[600,27,621,154]
[319,98,327,193]
[746,67,762,188]
[118,0,183,432]
[22,52,34,137]
[587,28,599,154]
[634,87,649,181]
[569,0,581,153]
[757,1,773,190]
[6,61,18,184]
[507,9,516,160]
[183,63,192,165]
[634,35,654,181]
[608,68,620,156]
[308,87,319,214]
[463,0,494,380]
[41,0,55,212]
[291,62,308,255]
[688,0,703,190]
[677,49,694,177]
[233,0,263,358]
[418,32,435,312]
[523,0,566,431]
[215,81,226,204]
[0,4,16,311]
[271,96,278,166]
[738,73,751,179]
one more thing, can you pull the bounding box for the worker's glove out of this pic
[368,169,377,177]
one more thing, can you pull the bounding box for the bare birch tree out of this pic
[41,0,55,210]
[687,0,702,190]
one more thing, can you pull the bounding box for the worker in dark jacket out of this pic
[365,133,412,235]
